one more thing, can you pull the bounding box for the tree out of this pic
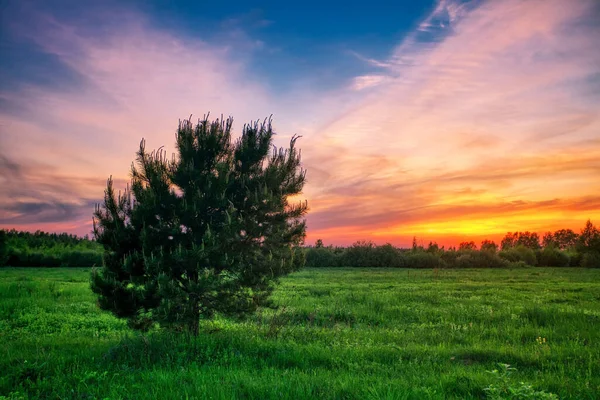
[501,232,517,250]
[542,232,555,248]
[426,241,439,253]
[411,236,424,252]
[553,229,578,250]
[315,239,324,248]
[543,229,578,250]
[480,240,498,253]
[501,231,540,250]
[459,241,477,251]
[91,115,308,335]
[578,220,600,254]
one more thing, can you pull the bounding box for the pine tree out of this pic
[91,115,307,335]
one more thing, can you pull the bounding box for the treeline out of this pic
[2,220,599,269]
[306,220,600,268]
[0,229,103,267]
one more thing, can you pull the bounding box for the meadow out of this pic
[1,267,599,399]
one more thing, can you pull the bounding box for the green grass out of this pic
[1,267,599,399]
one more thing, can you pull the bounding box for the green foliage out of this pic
[453,250,509,269]
[91,116,307,334]
[305,246,343,268]
[304,221,594,269]
[499,246,537,266]
[2,267,600,399]
[484,364,558,399]
[340,241,378,267]
[577,220,600,254]
[538,246,570,267]
[565,250,582,267]
[0,229,102,268]
[580,252,600,268]
[404,251,443,268]
[305,242,581,269]
[340,241,406,268]
[573,220,600,268]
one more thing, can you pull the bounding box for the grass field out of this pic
[1,267,599,399]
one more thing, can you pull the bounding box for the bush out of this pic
[538,247,570,267]
[373,244,406,268]
[580,252,600,268]
[338,241,407,267]
[565,250,582,267]
[453,250,508,269]
[62,250,103,267]
[405,251,444,268]
[1,229,103,268]
[440,250,458,266]
[305,247,342,268]
[499,246,537,266]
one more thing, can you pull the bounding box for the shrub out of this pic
[538,247,569,267]
[565,250,582,267]
[340,241,377,267]
[305,247,342,268]
[453,250,508,269]
[1,229,103,268]
[580,251,600,268]
[499,245,537,266]
[373,244,406,268]
[339,241,407,267]
[440,250,459,267]
[405,251,444,268]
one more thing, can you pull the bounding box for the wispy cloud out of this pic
[347,50,393,69]
[1,0,599,245]
[304,0,600,245]
[351,75,389,90]
[0,151,129,232]
[0,4,311,234]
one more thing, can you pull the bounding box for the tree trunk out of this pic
[189,299,200,336]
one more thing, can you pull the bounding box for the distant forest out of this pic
[1,220,599,268]
[0,230,102,268]
[305,220,600,269]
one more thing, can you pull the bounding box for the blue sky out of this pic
[1,0,599,246]
[1,0,438,94]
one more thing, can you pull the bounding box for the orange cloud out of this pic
[1,0,599,246]
[301,0,600,246]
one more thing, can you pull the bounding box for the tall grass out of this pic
[1,267,599,399]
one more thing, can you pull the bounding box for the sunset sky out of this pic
[1,0,599,247]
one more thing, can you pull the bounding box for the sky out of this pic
[1,0,599,247]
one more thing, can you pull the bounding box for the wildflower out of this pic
[536,336,547,345]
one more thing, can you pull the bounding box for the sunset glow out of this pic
[1,0,599,247]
